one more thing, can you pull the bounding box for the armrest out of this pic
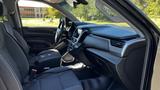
[35,50,61,68]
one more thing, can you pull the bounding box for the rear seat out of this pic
[0,3,83,90]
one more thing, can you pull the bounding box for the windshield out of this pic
[60,0,129,27]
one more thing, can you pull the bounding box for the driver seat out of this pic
[0,1,61,69]
[3,21,62,68]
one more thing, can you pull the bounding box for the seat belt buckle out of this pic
[32,69,37,74]
[29,69,38,80]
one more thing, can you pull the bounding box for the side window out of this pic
[18,0,63,27]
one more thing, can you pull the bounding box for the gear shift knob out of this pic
[61,51,75,65]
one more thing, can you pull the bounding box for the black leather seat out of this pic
[0,3,83,90]
[2,16,61,68]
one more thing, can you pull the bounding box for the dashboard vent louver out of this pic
[111,40,125,48]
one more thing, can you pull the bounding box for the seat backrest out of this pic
[0,3,22,90]
[0,2,29,90]
[3,22,30,55]
[3,23,30,80]
[1,0,30,55]
[0,27,24,90]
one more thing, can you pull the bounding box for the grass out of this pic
[21,18,160,29]
[21,18,59,27]
[21,18,129,27]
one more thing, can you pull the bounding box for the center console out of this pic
[31,49,61,73]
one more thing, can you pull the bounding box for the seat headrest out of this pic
[0,2,3,16]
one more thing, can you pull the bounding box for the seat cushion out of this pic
[23,67,83,90]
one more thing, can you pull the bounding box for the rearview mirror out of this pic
[66,0,88,8]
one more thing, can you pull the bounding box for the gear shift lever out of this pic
[60,51,75,66]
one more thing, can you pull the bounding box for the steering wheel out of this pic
[55,18,65,43]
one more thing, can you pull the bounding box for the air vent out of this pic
[111,40,125,48]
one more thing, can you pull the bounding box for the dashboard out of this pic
[67,21,146,89]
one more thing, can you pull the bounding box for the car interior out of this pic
[0,0,147,90]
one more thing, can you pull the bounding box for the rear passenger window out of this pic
[18,0,63,27]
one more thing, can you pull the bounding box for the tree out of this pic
[72,0,106,21]
[46,8,63,19]
[132,0,160,16]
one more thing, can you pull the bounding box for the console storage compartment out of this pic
[32,51,61,71]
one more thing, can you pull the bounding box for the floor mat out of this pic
[81,76,112,90]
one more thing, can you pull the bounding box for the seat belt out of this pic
[9,8,23,34]
[9,11,19,31]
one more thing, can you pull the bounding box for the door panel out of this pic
[23,27,57,52]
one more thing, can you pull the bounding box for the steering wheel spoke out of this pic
[55,18,65,43]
